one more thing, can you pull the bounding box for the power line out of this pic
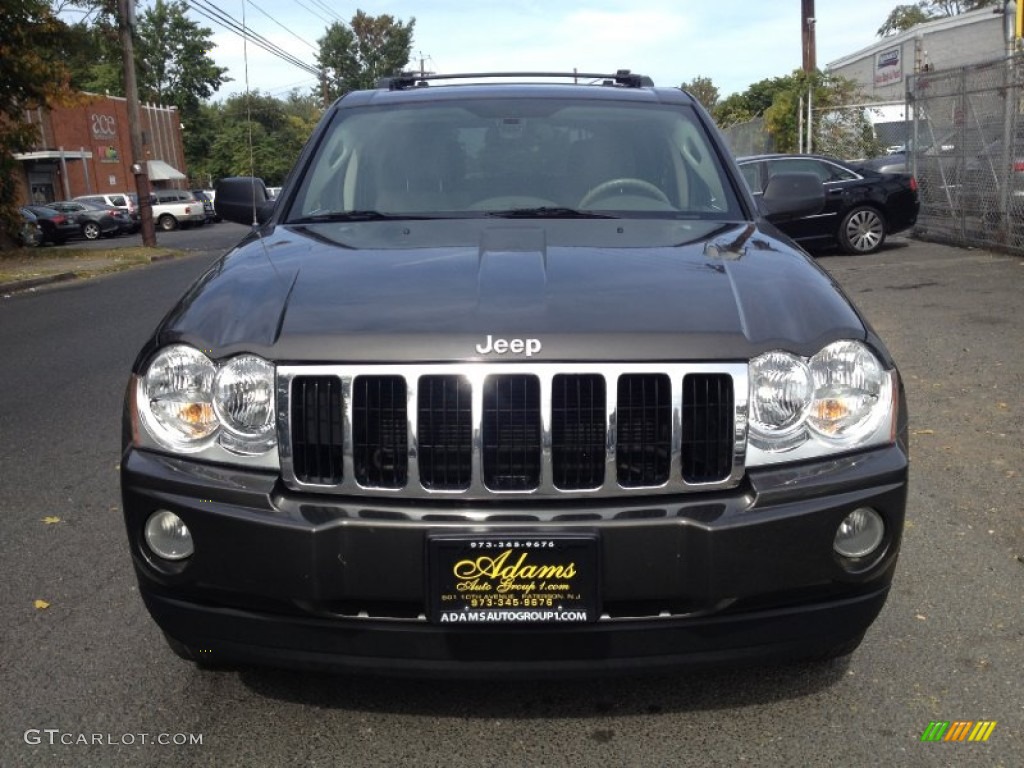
[185,0,320,77]
[295,0,336,26]
[244,0,319,52]
[307,0,344,24]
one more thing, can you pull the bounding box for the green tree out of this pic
[680,76,720,112]
[0,1,79,249]
[763,71,878,156]
[136,0,229,113]
[712,76,796,127]
[202,92,316,185]
[877,0,998,36]
[317,10,415,100]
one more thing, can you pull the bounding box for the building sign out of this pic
[97,145,120,163]
[90,113,117,140]
[874,47,903,87]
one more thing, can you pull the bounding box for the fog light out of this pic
[145,510,194,560]
[834,507,884,559]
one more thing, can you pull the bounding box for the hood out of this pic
[152,219,867,364]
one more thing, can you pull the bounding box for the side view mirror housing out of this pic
[758,172,825,221]
[214,177,276,226]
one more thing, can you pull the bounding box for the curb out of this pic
[0,252,183,295]
[0,272,77,294]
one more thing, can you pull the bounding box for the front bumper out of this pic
[121,444,908,676]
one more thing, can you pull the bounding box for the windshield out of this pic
[286,97,741,222]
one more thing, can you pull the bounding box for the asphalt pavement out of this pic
[0,231,1020,767]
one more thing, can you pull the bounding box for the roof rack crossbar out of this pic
[378,70,653,91]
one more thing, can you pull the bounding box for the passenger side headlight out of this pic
[134,345,278,467]
[747,341,895,465]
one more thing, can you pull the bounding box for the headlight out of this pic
[747,341,895,465]
[138,345,218,452]
[135,345,278,463]
[213,355,276,454]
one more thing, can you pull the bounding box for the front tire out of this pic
[82,221,101,240]
[158,214,178,231]
[838,206,886,254]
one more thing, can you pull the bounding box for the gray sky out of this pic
[196,0,907,100]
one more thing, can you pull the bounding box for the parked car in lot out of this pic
[149,189,206,231]
[23,204,80,245]
[190,189,218,223]
[737,154,920,254]
[126,70,908,676]
[47,200,125,239]
[17,208,43,247]
[74,192,140,232]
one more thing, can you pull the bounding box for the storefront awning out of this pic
[14,150,93,161]
[147,159,187,181]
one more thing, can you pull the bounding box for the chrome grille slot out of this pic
[279,363,747,499]
[551,374,606,490]
[616,373,672,487]
[482,374,541,491]
[681,373,734,484]
[352,375,407,488]
[417,375,473,491]
[290,376,344,485]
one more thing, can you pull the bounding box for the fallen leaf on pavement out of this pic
[34,600,50,610]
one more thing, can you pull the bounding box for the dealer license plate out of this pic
[428,534,599,625]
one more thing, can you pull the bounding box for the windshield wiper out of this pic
[486,207,614,219]
[292,210,436,223]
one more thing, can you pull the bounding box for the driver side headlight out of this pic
[133,345,278,467]
[747,340,896,465]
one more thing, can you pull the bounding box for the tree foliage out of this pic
[317,10,415,100]
[763,71,878,156]
[712,76,797,128]
[0,0,79,249]
[680,76,720,112]
[877,0,999,36]
[190,90,321,186]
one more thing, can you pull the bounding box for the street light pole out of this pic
[117,0,156,246]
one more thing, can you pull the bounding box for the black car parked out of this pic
[737,154,919,254]
[17,208,43,247]
[47,200,125,240]
[122,71,908,677]
[23,205,80,245]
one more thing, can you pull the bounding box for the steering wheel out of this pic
[579,178,671,208]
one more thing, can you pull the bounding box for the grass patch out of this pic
[0,246,182,284]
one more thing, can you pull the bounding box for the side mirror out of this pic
[214,177,276,226]
[759,172,825,221]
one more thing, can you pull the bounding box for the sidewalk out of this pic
[0,245,183,294]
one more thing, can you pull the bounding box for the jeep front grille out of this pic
[278,363,747,499]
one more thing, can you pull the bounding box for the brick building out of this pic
[14,94,187,204]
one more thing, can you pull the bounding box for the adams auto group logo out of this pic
[920,721,997,743]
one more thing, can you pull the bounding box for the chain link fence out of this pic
[908,54,1023,253]
[719,117,774,157]
[808,104,888,161]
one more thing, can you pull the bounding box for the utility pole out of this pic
[118,0,156,246]
[801,0,816,73]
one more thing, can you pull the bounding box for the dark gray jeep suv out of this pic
[120,71,909,676]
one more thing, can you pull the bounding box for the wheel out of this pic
[158,213,178,231]
[579,178,671,208]
[838,206,886,254]
[82,221,100,240]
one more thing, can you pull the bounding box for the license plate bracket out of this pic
[427,533,599,625]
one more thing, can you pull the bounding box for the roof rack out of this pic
[378,70,654,91]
